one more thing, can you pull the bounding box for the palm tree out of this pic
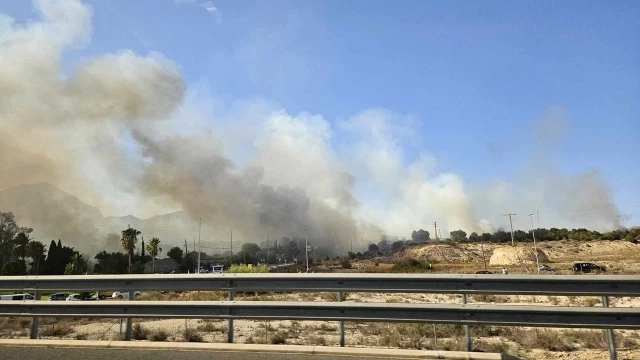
[121,228,141,273]
[145,237,162,273]
[25,241,45,274]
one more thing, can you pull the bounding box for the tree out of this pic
[449,230,467,242]
[0,212,33,269]
[145,237,162,273]
[64,254,88,275]
[121,228,141,273]
[368,243,379,252]
[411,229,430,243]
[240,243,261,264]
[468,232,479,243]
[167,247,183,263]
[25,241,46,274]
[480,233,492,242]
[2,258,26,275]
[94,251,128,274]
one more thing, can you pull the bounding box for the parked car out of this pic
[538,265,556,274]
[48,292,69,301]
[572,262,606,273]
[66,294,82,301]
[112,291,141,299]
[474,270,493,274]
[0,293,35,301]
[66,293,99,301]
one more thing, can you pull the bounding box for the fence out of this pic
[1,273,639,360]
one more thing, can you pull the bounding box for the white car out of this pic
[112,291,141,299]
[66,294,82,301]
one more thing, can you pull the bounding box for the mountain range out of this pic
[0,183,200,254]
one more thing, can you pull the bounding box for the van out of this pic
[0,293,35,300]
[212,265,224,274]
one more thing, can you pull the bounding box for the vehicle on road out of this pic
[66,293,99,301]
[474,270,493,274]
[112,291,141,299]
[211,265,224,274]
[0,293,35,300]
[538,265,556,274]
[48,292,69,301]
[572,262,606,273]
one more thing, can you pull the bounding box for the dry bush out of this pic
[0,317,31,334]
[269,332,286,344]
[320,292,350,302]
[512,329,575,351]
[308,334,327,345]
[74,333,88,340]
[471,294,509,303]
[40,323,73,337]
[184,329,203,342]
[473,339,513,354]
[580,297,600,307]
[147,330,169,341]
[196,321,227,334]
[317,323,337,332]
[132,323,148,340]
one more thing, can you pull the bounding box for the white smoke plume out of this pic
[0,0,625,255]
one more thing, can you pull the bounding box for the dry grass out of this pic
[147,329,169,341]
[196,320,227,334]
[132,323,148,340]
[138,291,226,301]
[184,329,203,342]
[40,323,73,337]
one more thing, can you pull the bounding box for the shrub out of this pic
[269,332,286,344]
[390,258,432,273]
[341,259,352,269]
[229,264,270,273]
[40,323,73,337]
[185,329,203,342]
[132,323,148,340]
[147,330,169,341]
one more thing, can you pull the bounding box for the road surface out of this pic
[0,346,389,360]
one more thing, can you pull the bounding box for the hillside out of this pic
[0,183,198,254]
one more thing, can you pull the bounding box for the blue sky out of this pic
[3,0,639,230]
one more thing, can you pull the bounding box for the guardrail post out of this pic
[227,290,234,343]
[602,296,617,360]
[338,292,345,347]
[125,291,133,340]
[463,294,471,351]
[29,290,40,339]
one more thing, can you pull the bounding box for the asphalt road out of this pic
[1,346,384,360]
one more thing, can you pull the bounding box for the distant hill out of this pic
[0,183,197,254]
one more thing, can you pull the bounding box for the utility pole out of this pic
[503,213,517,246]
[193,239,196,273]
[529,212,540,273]
[197,218,202,274]
[230,229,233,258]
[305,229,309,272]
[267,236,270,265]
[434,222,438,240]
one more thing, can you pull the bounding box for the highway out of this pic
[0,346,391,360]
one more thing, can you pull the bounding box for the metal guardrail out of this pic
[1,273,639,296]
[1,301,639,329]
[1,273,639,360]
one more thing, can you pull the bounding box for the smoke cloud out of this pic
[0,0,625,255]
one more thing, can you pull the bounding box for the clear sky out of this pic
[2,0,639,232]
